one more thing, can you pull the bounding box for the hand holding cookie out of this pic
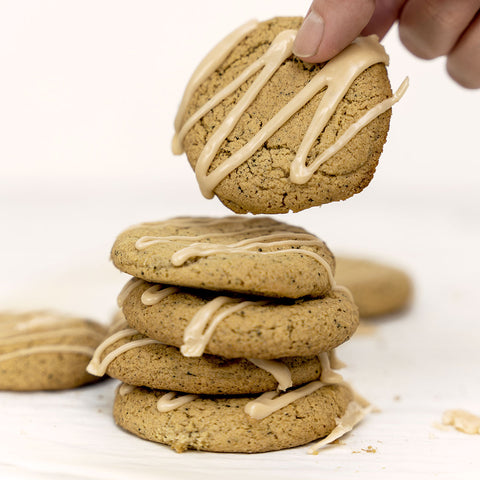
[294,0,480,89]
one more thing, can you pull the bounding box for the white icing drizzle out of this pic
[244,380,326,420]
[173,23,408,198]
[119,383,136,397]
[293,77,408,184]
[0,327,105,346]
[86,328,162,377]
[308,400,373,454]
[243,349,347,419]
[181,297,269,357]
[0,312,89,336]
[173,19,259,140]
[0,344,96,363]
[141,285,180,306]
[135,225,289,250]
[318,352,344,384]
[157,392,199,413]
[247,358,292,391]
[329,349,347,370]
[117,278,145,308]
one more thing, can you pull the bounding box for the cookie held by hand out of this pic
[174,17,407,214]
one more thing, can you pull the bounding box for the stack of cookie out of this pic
[88,216,368,453]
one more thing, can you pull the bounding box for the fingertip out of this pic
[294,0,376,63]
[292,10,325,58]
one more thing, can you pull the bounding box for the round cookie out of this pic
[335,256,413,318]
[89,328,328,394]
[121,279,359,359]
[111,216,336,299]
[113,383,353,453]
[174,17,394,214]
[0,311,107,391]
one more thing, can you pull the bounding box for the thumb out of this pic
[293,0,376,63]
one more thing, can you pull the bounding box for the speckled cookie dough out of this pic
[94,329,324,394]
[0,311,107,391]
[113,383,353,453]
[111,216,336,299]
[121,279,359,359]
[175,17,394,214]
[335,256,413,318]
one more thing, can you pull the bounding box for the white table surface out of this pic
[1,1,479,479]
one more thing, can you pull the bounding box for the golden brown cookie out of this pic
[113,383,353,453]
[0,311,107,391]
[111,216,336,299]
[174,17,394,214]
[88,327,328,394]
[120,279,359,359]
[335,256,413,317]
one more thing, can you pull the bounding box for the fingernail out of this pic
[293,10,325,58]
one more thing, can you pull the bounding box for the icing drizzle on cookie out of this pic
[141,284,180,305]
[181,296,269,357]
[308,399,372,454]
[247,358,292,391]
[87,328,163,377]
[0,345,97,363]
[244,349,344,420]
[173,23,408,197]
[157,391,199,412]
[0,312,105,363]
[245,380,326,420]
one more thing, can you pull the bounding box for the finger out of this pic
[293,0,376,63]
[399,0,480,59]
[447,12,480,88]
[362,0,407,38]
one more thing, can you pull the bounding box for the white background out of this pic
[0,1,479,479]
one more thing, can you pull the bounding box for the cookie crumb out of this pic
[441,409,480,435]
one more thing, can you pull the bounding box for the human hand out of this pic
[293,0,480,89]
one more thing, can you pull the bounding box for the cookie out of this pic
[173,17,406,214]
[87,325,339,394]
[120,279,358,359]
[113,382,353,453]
[111,216,336,299]
[335,256,413,317]
[0,311,107,391]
